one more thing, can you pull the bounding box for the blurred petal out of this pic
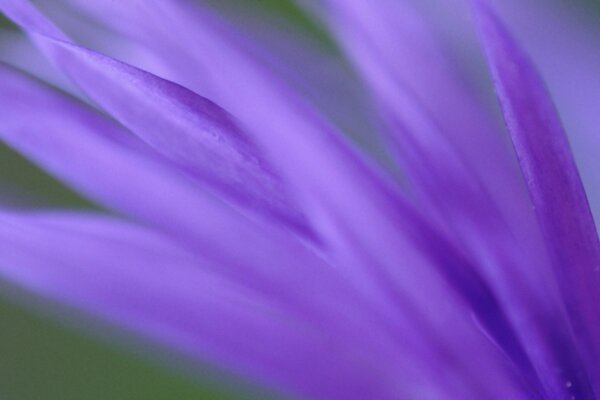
[0,62,342,315]
[3,1,596,398]
[2,64,533,400]
[0,2,540,397]
[0,0,310,238]
[0,26,77,93]
[193,3,387,160]
[316,1,594,397]
[0,60,522,399]
[0,210,406,399]
[308,0,523,203]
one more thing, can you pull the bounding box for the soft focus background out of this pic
[0,0,599,399]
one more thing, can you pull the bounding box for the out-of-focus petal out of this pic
[0,1,310,238]
[0,25,77,93]
[10,71,532,400]
[307,0,525,205]
[473,3,600,397]
[0,61,530,399]
[314,1,594,397]
[182,2,388,160]
[0,210,410,400]
[32,2,561,396]
[307,0,548,288]
[0,2,536,397]
[0,62,342,314]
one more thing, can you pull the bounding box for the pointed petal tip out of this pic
[472,1,600,393]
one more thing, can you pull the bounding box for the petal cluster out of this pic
[0,1,599,399]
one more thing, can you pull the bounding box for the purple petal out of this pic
[9,3,554,394]
[473,2,600,394]
[0,59,516,400]
[0,62,341,313]
[0,26,78,94]
[0,210,411,399]
[0,2,566,397]
[312,0,525,203]
[0,209,533,399]
[310,0,548,290]
[0,0,309,237]
[429,0,600,224]
[318,2,597,396]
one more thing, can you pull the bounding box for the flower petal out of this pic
[0,25,78,94]
[0,60,510,399]
[11,3,552,395]
[0,210,407,399]
[0,2,551,397]
[0,62,339,314]
[0,0,310,237]
[422,0,600,224]
[318,2,598,397]
[310,0,524,202]
[473,2,600,394]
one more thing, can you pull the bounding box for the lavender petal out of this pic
[0,210,408,399]
[0,0,309,237]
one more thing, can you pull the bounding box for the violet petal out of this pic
[474,2,600,394]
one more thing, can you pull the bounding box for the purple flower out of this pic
[0,0,599,398]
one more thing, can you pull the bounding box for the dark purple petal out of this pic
[473,2,600,395]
